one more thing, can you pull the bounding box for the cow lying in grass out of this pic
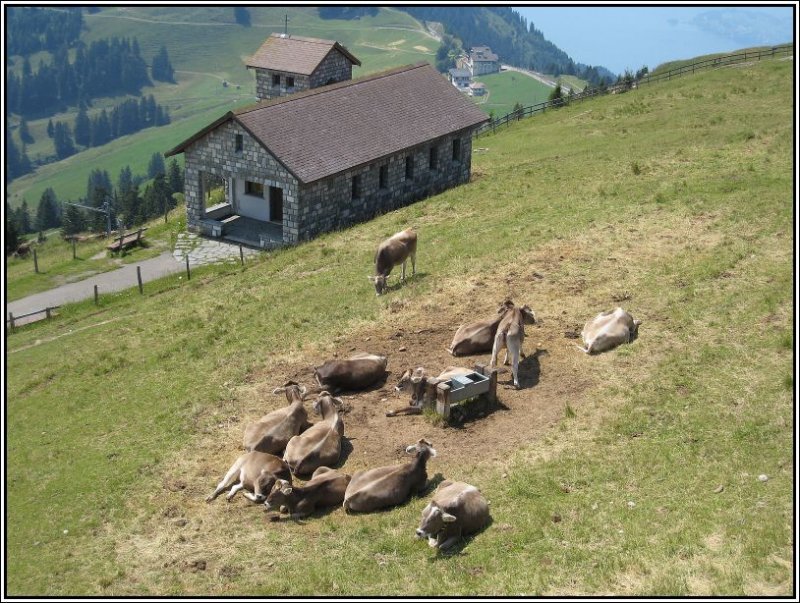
[264,467,351,519]
[576,307,641,354]
[314,353,388,393]
[343,439,436,513]
[415,480,491,551]
[386,366,473,417]
[206,451,291,504]
[242,381,310,454]
[283,392,345,476]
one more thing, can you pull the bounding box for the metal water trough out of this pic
[435,363,499,423]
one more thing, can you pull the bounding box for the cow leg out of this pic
[206,458,244,502]
[226,482,244,501]
[411,251,416,276]
[437,535,461,551]
[490,334,502,369]
[241,491,263,503]
[509,337,521,388]
[401,259,407,281]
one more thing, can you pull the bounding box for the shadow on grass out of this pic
[424,516,495,561]
[383,271,429,294]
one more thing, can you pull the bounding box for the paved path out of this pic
[7,235,261,327]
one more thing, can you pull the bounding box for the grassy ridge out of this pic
[5,56,793,595]
[473,70,553,116]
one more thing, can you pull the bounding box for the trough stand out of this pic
[431,363,499,424]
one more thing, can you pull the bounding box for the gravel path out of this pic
[6,235,261,326]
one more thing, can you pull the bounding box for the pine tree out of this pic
[61,203,87,236]
[74,105,91,147]
[167,158,184,194]
[147,152,165,179]
[47,118,55,138]
[35,188,60,231]
[120,185,143,226]
[16,199,33,234]
[90,109,111,146]
[53,121,76,158]
[19,117,34,144]
[117,165,133,196]
[151,45,175,83]
[5,201,20,254]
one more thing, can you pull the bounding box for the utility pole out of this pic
[284,13,290,36]
[63,198,116,238]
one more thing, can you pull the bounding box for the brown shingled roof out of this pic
[246,33,360,75]
[166,63,488,185]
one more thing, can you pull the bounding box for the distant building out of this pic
[469,82,486,96]
[246,33,361,100]
[165,63,488,248]
[448,68,472,92]
[458,46,500,76]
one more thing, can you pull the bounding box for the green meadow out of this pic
[5,54,793,596]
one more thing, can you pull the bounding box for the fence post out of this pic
[45,307,51,320]
[33,249,39,274]
[136,266,143,294]
[94,284,99,305]
[72,238,76,259]
[8,312,14,331]
[185,255,191,280]
[239,244,244,266]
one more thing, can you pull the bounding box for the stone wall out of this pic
[309,50,355,88]
[297,129,474,241]
[254,69,311,100]
[183,120,300,243]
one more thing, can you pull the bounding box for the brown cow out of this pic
[576,307,641,354]
[264,467,351,518]
[242,381,310,454]
[283,392,344,476]
[387,366,473,417]
[490,301,537,388]
[314,352,388,392]
[342,439,436,513]
[415,480,491,550]
[447,301,512,356]
[206,451,291,503]
[368,228,417,295]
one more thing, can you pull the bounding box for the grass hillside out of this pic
[473,70,552,116]
[6,6,439,208]
[5,54,793,596]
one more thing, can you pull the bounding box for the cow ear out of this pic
[634,319,642,326]
[405,445,417,454]
[281,486,292,496]
[367,276,376,282]
[441,512,457,523]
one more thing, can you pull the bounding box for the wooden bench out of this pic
[107,228,148,253]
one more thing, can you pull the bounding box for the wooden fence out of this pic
[474,44,793,138]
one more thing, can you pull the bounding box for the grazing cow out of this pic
[264,467,351,518]
[368,228,417,295]
[343,439,436,512]
[314,352,388,392]
[206,451,291,503]
[415,480,491,550]
[387,366,473,417]
[576,307,641,355]
[447,301,512,356]
[242,381,310,454]
[490,301,537,389]
[283,392,344,476]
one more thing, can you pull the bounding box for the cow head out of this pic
[497,299,515,314]
[520,305,537,325]
[416,502,457,545]
[313,392,343,417]
[264,478,293,511]
[630,318,642,342]
[272,380,308,401]
[405,438,437,458]
[368,275,388,296]
[395,368,427,402]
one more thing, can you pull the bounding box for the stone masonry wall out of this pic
[297,129,474,242]
[254,69,311,100]
[183,120,300,243]
[309,51,354,88]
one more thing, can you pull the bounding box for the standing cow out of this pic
[490,300,537,389]
[576,307,641,354]
[447,301,512,356]
[368,228,417,295]
[415,480,491,550]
